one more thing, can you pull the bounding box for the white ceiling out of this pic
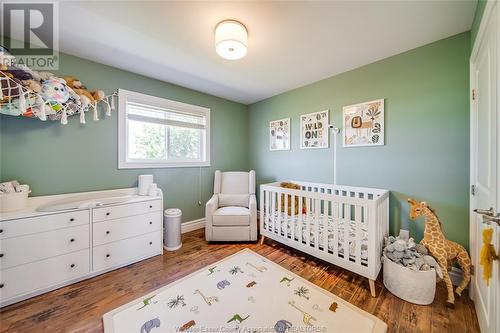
[57,1,476,105]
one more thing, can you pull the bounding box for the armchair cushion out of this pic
[213,206,250,226]
[219,172,249,194]
[219,194,250,207]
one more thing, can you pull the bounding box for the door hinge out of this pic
[471,185,476,196]
[472,89,476,101]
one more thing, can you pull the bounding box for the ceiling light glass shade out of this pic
[215,20,247,60]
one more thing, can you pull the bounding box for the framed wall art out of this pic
[269,118,290,151]
[343,99,384,147]
[300,110,329,149]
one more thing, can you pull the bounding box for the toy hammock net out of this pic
[0,70,116,125]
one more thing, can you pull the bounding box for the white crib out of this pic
[259,181,389,297]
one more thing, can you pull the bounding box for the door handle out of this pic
[482,214,500,226]
[474,207,495,216]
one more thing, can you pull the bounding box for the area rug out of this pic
[103,249,387,333]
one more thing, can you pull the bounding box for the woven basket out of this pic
[382,254,436,305]
[0,190,30,212]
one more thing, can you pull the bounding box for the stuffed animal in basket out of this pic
[480,228,498,286]
[280,182,307,215]
[407,198,471,307]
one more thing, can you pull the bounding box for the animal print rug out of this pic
[103,249,387,333]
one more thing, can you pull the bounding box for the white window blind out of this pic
[118,89,210,169]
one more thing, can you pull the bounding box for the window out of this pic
[118,89,210,168]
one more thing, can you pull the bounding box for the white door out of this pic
[470,2,499,333]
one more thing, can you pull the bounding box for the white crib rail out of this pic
[260,182,389,281]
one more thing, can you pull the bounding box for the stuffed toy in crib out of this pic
[280,182,307,215]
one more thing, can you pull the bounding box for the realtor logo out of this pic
[1,1,59,69]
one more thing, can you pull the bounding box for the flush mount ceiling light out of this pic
[215,20,247,60]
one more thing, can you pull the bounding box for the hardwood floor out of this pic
[0,229,480,333]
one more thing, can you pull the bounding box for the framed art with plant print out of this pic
[300,110,329,149]
[269,118,290,151]
[343,99,384,147]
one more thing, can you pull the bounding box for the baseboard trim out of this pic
[181,218,205,234]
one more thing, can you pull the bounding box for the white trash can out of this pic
[164,208,182,251]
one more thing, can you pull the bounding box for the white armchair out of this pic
[205,170,257,241]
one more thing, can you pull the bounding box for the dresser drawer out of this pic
[93,200,162,222]
[93,212,161,246]
[93,232,161,272]
[0,210,89,240]
[0,249,90,302]
[0,224,89,270]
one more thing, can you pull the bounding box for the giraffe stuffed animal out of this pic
[407,198,471,307]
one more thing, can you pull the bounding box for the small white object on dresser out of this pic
[0,188,163,308]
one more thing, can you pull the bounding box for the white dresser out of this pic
[0,188,163,307]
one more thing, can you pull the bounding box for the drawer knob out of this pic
[106,254,111,258]
[0,229,3,233]
[70,264,75,268]
[149,205,153,208]
[149,241,153,245]
[70,238,75,242]
[149,221,152,225]
[106,231,110,235]
[0,253,3,258]
[0,283,4,288]
[106,212,110,216]
[70,218,75,222]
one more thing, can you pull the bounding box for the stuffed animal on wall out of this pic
[479,228,498,286]
[21,79,42,93]
[63,76,105,106]
[0,46,15,66]
[1,65,33,81]
[40,78,71,107]
[280,182,307,215]
[0,47,32,80]
[407,198,471,308]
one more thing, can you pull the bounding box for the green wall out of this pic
[1,32,471,248]
[248,32,470,248]
[0,52,249,222]
[471,0,488,48]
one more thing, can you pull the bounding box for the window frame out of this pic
[118,89,210,169]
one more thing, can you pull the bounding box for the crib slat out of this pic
[291,194,295,241]
[277,191,282,236]
[344,203,351,262]
[323,200,329,253]
[261,189,265,231]
[333,202,339,257]
[298,195,303,244]
[314,198,320,250]
[271,191,276,234]
[355,205,362,265]
[306,198,312,246]
[284,193,289,238]
[265,190,270,231]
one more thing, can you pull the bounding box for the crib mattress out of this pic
[265,211,369,261]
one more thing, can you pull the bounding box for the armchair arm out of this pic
[206,194,219,216]
[249,194,257,211]
[205,194,219,241]
[249,194,257,241]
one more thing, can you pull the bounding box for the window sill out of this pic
[118,161,211,169]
